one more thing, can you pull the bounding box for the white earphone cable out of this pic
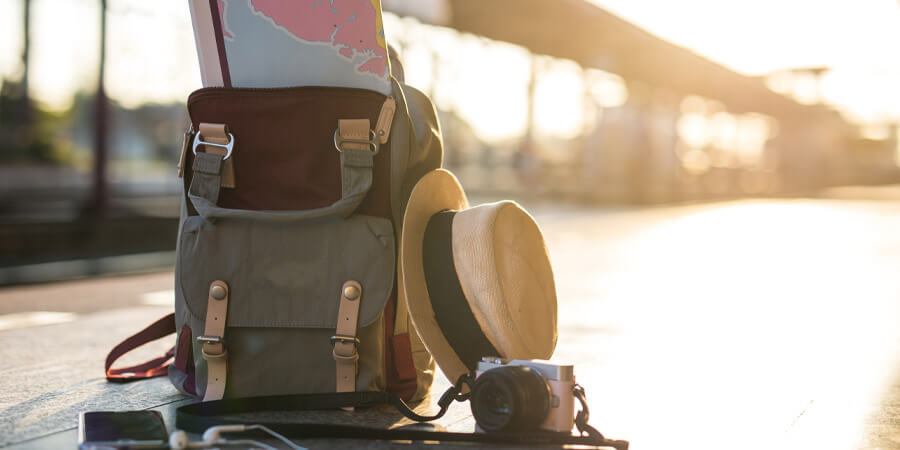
[169,424,306,449]
[246,425,305,450]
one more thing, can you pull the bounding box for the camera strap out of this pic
[175,374,628,449]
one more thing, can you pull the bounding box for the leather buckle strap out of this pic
[201,280,229,401]
[333,353,360,364]
[334,119,379,155]
[330,335,361,348]
[192,128,235,160]
[197,335,223,345]
[331,334,361,364]
[201,347,228,360]
[334,281,362,396]
[198,335,226,360]
[178,126,193,178]
[193,123,236,188]
[375,96,396,144]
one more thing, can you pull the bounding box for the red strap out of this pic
[106,313,176,382]
[174,325,198,396]
[388,333,419,399]
[383,290,419,400]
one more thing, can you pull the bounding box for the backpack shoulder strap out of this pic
[174,388,628,449]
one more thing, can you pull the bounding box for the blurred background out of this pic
[0,0,900,283]
[3,2,900,449]
[0,0,898,278]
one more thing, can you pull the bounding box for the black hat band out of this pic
[422,210,501,370]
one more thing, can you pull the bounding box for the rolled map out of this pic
[188,0,391,95]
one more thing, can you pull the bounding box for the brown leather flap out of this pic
[186,86,392,218]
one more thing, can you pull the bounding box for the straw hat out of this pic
[399,169,558,382]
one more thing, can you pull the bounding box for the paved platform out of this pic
[2,198,900,448]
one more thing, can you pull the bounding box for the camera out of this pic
[470,357,576,433]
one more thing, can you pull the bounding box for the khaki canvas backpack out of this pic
[106,76,443,403]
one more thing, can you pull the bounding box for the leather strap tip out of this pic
[202,348,228,360]
[333,352,360,363]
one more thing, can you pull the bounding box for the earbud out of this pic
[169,426,247,449]
[168,430,190,449]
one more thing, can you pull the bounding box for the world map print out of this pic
[218,0,389,79]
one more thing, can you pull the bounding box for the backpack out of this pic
[105,76,443,403]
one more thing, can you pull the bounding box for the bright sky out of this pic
[1,0,898,136]
[591,0,900,124]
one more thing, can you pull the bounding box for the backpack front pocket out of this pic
[175,213,394,397]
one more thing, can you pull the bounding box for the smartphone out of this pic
[78,411,168,449]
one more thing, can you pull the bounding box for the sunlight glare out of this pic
[448,37,531,142]
[29,0,100,111]
[589,201,900,449]
[586,69,628,108]
[534,59,585,139]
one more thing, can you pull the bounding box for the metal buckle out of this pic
[333,129,379,155]
[196,335,223,344]
[192,131,235,159]
[330,334,360,348]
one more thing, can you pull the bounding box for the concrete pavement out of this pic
[2,197,900,448]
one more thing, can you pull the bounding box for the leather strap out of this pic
[338,119,371,151]
[375,97,396,144]
[105,313,176,382]
[197,123,235,188]
[178,128,192,178]
[384,289,418,400]
[394,271,409,336]
[201,280,229,401]
[333,281,362,395]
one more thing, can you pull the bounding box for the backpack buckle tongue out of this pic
[330,334,361,348]
[196,335,223,345]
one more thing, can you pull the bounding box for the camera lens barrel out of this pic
[470,366,552,432]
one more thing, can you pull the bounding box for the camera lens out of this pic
[470,366,551,432]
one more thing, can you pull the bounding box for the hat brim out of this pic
[400,169,471,383]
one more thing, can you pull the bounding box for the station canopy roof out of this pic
[388,0,844,124]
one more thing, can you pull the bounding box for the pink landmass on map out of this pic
[357,56,386,75]
[248,0,387,77]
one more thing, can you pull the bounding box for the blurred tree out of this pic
[0,0,40,163]
[0,80,55,163]
[0,0,78,167]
